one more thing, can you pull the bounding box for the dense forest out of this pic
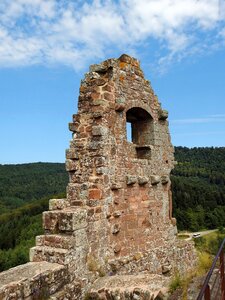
[0,147,224,271]
[172,147,225,231]
[0,163,67,271]
[0,162,68,214]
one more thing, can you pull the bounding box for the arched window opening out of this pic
[126,107,153,159]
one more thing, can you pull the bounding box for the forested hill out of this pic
[0,162,68,214]
[0,162,68,271]
[172,147,225,231]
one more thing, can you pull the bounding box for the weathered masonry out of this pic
[0,54,196,299]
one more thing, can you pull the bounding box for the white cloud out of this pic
[0,0,224,70]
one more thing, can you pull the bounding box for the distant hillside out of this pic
[0,162,68,214]
[0,162,68,271]
[172,147,225,231]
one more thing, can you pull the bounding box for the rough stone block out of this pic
[161,264,172,274]
[58,209,87,232]
[138,176,149,185]
[43,210,59,232]
[96,167,108,175]
[43,209,87,232]
[150,175,161,185]
[93,111,103,118]
[111,182,122,190]
[89,63,108,73]
[171,217,177,226]
[113,244,121,253]
[161,175,169,185]
[30,246,72,265]
[89,189,102,200]
[92,125,108,136]
[112,224,120,234]
[95,156,106,167]
[65,159,78,171]
[36,234,75,250]
[88,141,102,150]
[68,122,78,132]
[49,198,69,211]
[66,149,79,160]
[115,98,125,111]
[119,54,132,63]
[113,211,122,218]
[0,262,68,299]
[126,175,137,185]
[158,109,168,120]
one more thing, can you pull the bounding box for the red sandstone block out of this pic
[127,221,138,230]
[87,208,95,216]
[86,125,92,132]
[91,92,101,100]
[95,207,102,213]
[79,125,85,133]
[36,234,74,249]
[89,189,102,200]
[70,200,84,206]
[102,84,113,92]
[123,214,136,222]
[43,211,58,231]
[103,92,114,101]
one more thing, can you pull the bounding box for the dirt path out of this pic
[178,229,217,241]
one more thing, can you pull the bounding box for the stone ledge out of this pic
[89,274,169,300]
[30,246,71,265]
[43,208,87,233]
[0,261,68,299]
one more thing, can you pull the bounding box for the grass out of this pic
[86,254,106,277]
[169,260,210,300]
[197,251,212,276]
[194,230,225,255]
[177,234,190,240]
[169,230,225,299]
[169,272,182,293]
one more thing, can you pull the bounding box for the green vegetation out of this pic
[169,230,225,299]
[0,162,68,214]
[177,234,190,240]
[194,231,225,255]
[0,214,43,271]
[169,272,182,293]
[0,194,65,272]
[172,147,225,231]
[0,162,68,271]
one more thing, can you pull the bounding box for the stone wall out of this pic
[63,53,185,276]
[0,54,197,300]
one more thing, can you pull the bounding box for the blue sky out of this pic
[0,0,225,164]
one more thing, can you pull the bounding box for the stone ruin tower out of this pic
[0,54,196,300]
